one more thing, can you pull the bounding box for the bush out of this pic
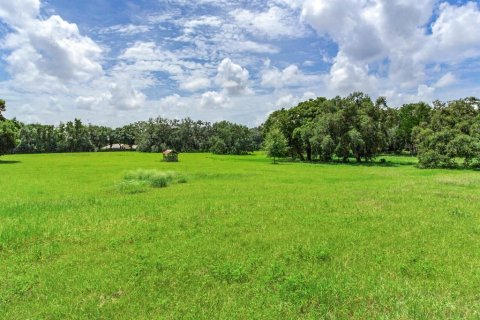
[417,150,454,168]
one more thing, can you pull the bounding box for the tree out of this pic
[0,99,6,121]
[0,120,18,156]
[210,121,255,155]
[116,124,137,149]
[264,128,288,164]
[414,97,480,168]
[88,125,112,151]
[397,102,431,154]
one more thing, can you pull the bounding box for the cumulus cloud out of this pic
[200,91,230,109]
[75,82,146,111]
[0,0,40,26]
[294,0,480,99]
[158,94,188,109]
[1,0,103,90]
[328,52,378,94]
[215,58,252,95]
[261,60,320,89]
[180,75,211,92]
[275,91,316,108]
[427,2,480,62]
[3,0,480,126]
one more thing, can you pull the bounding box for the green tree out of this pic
[0,99,6,121]
[0,120,18,156]
[264,128,288,164]
[210,121,254,155]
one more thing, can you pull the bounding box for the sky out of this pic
[0,0,479,127]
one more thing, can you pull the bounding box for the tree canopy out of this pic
[0,99,5,121]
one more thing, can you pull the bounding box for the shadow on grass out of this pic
[316,160,416,168]
[0,160,21,165]
[273,157,417,168]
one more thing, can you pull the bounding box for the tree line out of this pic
[1,93,479,168]
[0,101,261,156]
[263,92,480,168]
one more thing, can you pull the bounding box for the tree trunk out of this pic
[306,144,312,162]
[296,146,305,161]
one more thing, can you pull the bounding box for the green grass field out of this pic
[1,152,479,319]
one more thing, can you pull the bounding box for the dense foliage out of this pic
[263,127,288,163]
[413,98,480,168]
[0,101,19,156]
[0,120,18,156]
[2,109,260,155]
[0,99,6,121]
[263,93,480,168]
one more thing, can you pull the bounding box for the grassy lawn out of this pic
[1,152,479,319]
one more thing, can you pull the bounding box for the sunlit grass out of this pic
[0,152,479,319]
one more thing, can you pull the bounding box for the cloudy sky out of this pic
[0,0,479,127]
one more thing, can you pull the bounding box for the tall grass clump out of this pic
[116,180,149,194]
[122,169,187,190]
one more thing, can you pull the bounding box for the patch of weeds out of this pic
[119,169,188,193]
[278,273,334,310]
[399,256,437,279]
[290,245,333,263]
[177,175,188,183]
[149,174,169,188]
[436,176,480,187]
[450,207,470,218]
[264,263,287,284]
[212,262,249,284]
[116,180,149,194]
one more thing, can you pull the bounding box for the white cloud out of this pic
[100,24,151,35]
[295,0,480,100]
[0,0,40,26]
[275,91,316,108]
[109,83,146,110]
[427,2,480,62]
[200,91,230,109]
[158,94,188,109]
[232,6,304,39]
[327,52,378,94]
[1,2,103,88]
[75,96,102,111]
[2,0,480,126]
[215,58,252,95]
[183,16,222,33]
[276,94,296,108]
[180,75,211,92]
[261,61,319,89]
[436,72,456,88]
[75,82,146,111]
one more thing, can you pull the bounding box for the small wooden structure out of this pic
[162,149,179,162]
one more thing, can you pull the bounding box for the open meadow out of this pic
[1,152,480,319]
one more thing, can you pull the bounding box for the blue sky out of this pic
[0,0,479,126]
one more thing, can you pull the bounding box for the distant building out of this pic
[101,144,137,151]
[162,149,179,162]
